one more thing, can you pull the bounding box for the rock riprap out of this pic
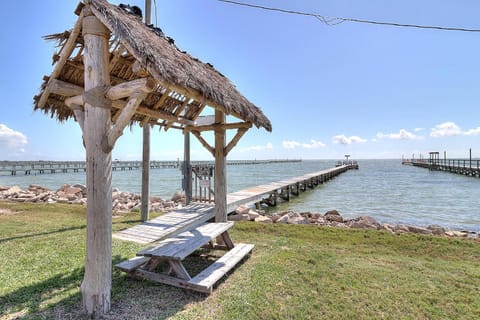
[229,207,478,239]
[0,184,182,213]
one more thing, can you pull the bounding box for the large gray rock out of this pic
[407,225,433,235]
[235,205,250,215]
[445,230,468,237]
[288,216,310,224]
[276,213,291,224]
[427,225,446,235]
[394,224,409,233]
[381,223,395,234]
[255,215,273,223]
[228,214,249,222]
[270,213,281,222]
[347,216,380,230]
[73,184,87,194]
[3,186,22,196]
[324,210,344,223]
[247,210,260,221]
[171,191,185,202]
[64,186,83,196]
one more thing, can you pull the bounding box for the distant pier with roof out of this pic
[402,149,479,178]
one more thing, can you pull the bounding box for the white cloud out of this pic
[239,142,273,152]
[376,129,421,140]
[0,124,28,149]
[430,122,462,137]
[283,140,301,149]
[332,134,367,145]
[282,139,326,149]
[464,127,480,136]
[414,128,425,132]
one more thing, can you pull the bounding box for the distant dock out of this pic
[403,151,479,178]
[0,159,301,176]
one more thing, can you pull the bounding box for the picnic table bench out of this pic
[115,221,253,293]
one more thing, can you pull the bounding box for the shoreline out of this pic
[232,205,479,240]
[1,184,478,240]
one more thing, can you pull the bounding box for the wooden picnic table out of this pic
[116,222,253,293]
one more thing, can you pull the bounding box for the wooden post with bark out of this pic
[141,0,152,222]
[214,110,227,222]
[77,7,155,316]
[80,11,113,315]
[184,131,192,204]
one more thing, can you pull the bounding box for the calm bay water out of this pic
[1,159,479,231]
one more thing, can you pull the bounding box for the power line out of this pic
[218,0,480,32]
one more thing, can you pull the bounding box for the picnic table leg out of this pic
[144,257,163,272]
[168,260,191,280]
[220,231,235,250]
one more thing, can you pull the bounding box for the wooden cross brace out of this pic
[188,122,252,157]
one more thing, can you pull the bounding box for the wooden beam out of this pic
[37,10,84,108]
[185,121,252,133]
[61,77,156,103]
[140,87,171,127]
[225,127,249,156]
[191,131,214,157]
[132,60,150,77]
[164,98,190,131]
[115,101,194,126]
[108,43,124,72]
[65,93,195,126]
[106,77,156,100]
[47,79,83,97]
[104,91,148,152]
[71,104,85,134]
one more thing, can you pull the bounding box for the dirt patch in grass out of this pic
[0,208,17,216]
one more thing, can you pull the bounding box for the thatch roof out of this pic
[34,0,272,132]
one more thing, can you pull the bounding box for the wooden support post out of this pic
[184,132,192,204]
[214,110,227,222]
[141,0,152,222]
[141,123,150,222]
[79,12,112,316]
[470,148,472,169]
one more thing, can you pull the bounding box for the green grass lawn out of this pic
[1,202,479,320]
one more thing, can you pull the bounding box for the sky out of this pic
[1,0,479,160]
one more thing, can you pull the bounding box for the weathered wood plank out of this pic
[113,203,215,243]
[137,222,233,260]
[115,256,150,272]
[188,243,254,293]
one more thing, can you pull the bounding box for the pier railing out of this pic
[403,158,480,178]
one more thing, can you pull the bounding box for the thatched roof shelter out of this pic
[33,1,271,314]
[34,0,272,133]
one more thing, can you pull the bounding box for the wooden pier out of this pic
[403,150,479,178]
[113,163,358,244]
[0,159,301,176]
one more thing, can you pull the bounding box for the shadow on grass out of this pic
[0,225,86,244]
[0,219,145,244]
[0,255,208,320]
[0,265,84,319]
